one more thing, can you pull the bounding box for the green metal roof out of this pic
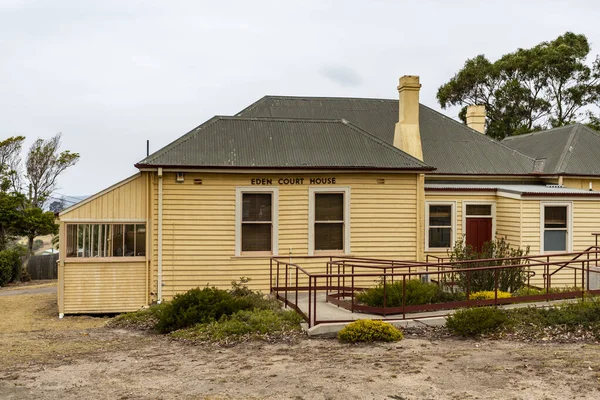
[237,96,538,175]
[136,116,432,170]
[502,124,600,176]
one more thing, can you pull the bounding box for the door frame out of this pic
[462,201,496,246]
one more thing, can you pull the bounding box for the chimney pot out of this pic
[466,105,486,134]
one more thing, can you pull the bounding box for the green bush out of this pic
[155,287,255,333]
[449,236,530,293]
[111,303,169,329]
[356,279,465,308]
[446,307,509,337]
[176,309,303,341]
[509,298,600,330]
[512,286,581,297]
[338,320,404,343]
[470,290,512,300]
[0,248,22,286]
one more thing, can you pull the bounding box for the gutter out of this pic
[157,167,163,303]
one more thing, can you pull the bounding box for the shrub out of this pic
[449,236,530,293]
[446,307,509,337]
[176,309,303,342]
[356,279,465,308]
[155,287,255,333]
[111,303,168,330]
[510,298,600,330]
[470,290,512,300]
[0,248,23,286]
[512,286,581,297]
[337,320,404,343]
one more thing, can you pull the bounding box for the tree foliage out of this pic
[26,133,80,208]
[0,132,78,272]
[437,32,600,139]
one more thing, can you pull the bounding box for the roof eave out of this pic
[134,163,435,172]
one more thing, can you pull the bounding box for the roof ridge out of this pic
[503,124,579,141]
[555,124,580,174]
[235,95,397,116]
[218,116,349,123]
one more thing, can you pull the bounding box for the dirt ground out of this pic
[2,284,600,399]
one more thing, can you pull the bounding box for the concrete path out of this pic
[282,291,583,336]
[0,286,56,296]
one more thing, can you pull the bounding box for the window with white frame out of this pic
[235,188,278,256]
[426,202,455,250]
[542,203,571,253]
[309,187,350,254]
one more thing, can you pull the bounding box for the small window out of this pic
[241,193,272,252]
[314,193,344,251]
[65,223,146,258]
[427,203,454,249]
[466,204,492,216]
[543,205,569,252]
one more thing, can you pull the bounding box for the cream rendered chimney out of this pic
[466,105,486,134]
[393,76,423,161]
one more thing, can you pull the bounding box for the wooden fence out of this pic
[27,253,59,280]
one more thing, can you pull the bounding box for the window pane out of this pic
[315,223,344,250]
[124,224,135,256]
[112,224,124,256]
[242,193,272,222]
[78,224,86,257]
[315,193,343,221]
[136,224,146,256]
[429,227,451,248]
[242,224,271,251]
[429,205,451,226]
[466,204,492,216]
[66,225,77,257]
[545,230,567,252]
[545,206,567,228]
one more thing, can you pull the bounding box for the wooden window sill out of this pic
[64,256,146,263]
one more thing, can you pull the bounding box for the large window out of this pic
[426,202,455,251]
[309,187,350,255]
[65,223,146,258]
[542,203,571,253]
[242,193,272,252]
[235,188,278,256]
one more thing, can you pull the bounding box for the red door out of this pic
[466,218,493,253]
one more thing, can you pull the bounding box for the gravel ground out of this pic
[2,284,600,400]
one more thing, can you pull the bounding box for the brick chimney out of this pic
[466,105,486,134]
[393,76,423,161]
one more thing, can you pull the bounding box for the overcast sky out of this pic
[2,0,600,201]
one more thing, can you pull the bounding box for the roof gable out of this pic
[136,116,432,170]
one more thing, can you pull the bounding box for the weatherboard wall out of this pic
[59,174,147,221]
[151,172,420,300]
[58,173,151,314]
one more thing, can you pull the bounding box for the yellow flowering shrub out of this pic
[470,291,512,300]
[337,320,404,343]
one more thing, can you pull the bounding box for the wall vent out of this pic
[546,184,564,188]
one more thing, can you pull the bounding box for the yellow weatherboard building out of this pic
[57,76,600,316]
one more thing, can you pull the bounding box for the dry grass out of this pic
[0,280,56,291]
[0,284,117,369]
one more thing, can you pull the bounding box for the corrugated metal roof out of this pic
[137,117,432,170]
[237,96,537,175]
[425,182,600,196]
[502,124,600,176]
